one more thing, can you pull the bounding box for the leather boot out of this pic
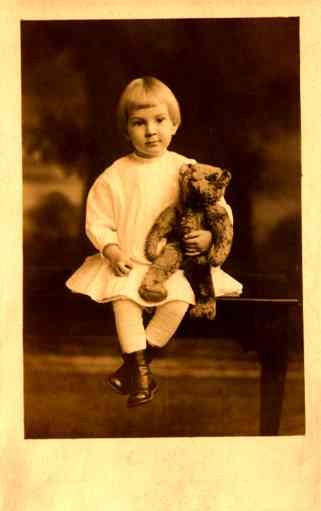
[107,343,160,395]
[107,357,129,395]
[125,349,157,407]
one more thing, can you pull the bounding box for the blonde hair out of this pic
[116,76,181,135]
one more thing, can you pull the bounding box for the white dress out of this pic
[66,150,243,305]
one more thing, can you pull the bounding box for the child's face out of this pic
[127,103,178,159]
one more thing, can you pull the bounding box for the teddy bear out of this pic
[138,163,233,320]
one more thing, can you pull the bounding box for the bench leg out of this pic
[257,316,289,435]
[259,354,288,435]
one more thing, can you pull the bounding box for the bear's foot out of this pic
[189,299,216,320]
[138,283,168,303]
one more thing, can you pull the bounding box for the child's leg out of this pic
[112,299,146,353]
[145,300,189,348]
[110,299,156,407]
[108,299,188,402]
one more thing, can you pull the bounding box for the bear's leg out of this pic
[184,262,216,320]
[208,212,233,267]
[139,243,183,302]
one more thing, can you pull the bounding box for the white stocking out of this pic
[145,300,189,348]
[112,299,146,354]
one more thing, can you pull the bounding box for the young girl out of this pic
[66,76,242,408]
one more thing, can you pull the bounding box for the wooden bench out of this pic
[217,295,302,435]
[174,262,303,436]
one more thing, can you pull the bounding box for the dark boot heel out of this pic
[125,350,157,408]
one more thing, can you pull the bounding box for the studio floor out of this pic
[23,334,305,438]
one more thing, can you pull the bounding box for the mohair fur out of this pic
[138,163,233,319]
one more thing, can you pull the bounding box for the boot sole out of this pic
[107,377,159,397]
[126,385,159,408]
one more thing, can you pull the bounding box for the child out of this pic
[66,76,242,408]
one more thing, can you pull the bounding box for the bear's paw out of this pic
[189,299,216,320]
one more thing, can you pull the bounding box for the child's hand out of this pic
[102,244,133,276]
[184,230,212,256]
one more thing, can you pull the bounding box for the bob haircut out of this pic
[116,76,181,135]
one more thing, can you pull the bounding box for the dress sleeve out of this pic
[85,174,119,252]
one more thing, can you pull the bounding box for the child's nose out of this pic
[145,122,156,136]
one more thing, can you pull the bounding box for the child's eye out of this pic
[156,117,166,123]
[131,119,144,126]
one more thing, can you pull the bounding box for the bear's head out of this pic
[179,163,231,207]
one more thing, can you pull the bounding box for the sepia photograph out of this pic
[2,1,321,509]
[22,17,305,439]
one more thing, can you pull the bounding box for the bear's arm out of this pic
[145,205,179,261]
[205,205,233,267]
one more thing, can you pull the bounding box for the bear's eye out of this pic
[206,174,217,183]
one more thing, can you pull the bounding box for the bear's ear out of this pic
[221,169,232,186]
